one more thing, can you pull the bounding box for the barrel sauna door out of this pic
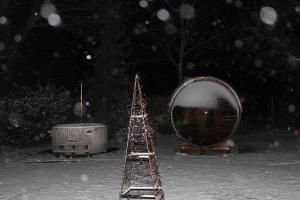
[169,77,242,147]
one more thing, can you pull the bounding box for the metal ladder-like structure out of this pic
[119,74,165,200]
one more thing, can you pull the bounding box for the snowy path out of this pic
[0,134,299,200]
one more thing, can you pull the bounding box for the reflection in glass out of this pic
[170,78,241,147]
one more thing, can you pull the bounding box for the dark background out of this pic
[0,0,299,144]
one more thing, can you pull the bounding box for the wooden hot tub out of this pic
[50,123,107,155]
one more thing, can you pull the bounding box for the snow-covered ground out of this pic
[0,130,299,200]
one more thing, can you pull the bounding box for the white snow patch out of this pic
[260,7,278,25]
[172,80,238,110]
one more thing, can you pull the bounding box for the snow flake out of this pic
[73,102,86,116]
[254,58,263,67]
[152,45,157,52]
[295,6,300,13]
[48,13,61,27]
[186,62,195,70]
[226,0,233,4]
[294,129,299,137]
[22,194,29,200]
[0,42,5,51]
[273,141,280,147]
[1,64,7,71]
[111,68,119,76]
[80,174,89,182]
[0,16,8,25]
[85,101,90,106]
[54,52,60,58]
[86,54,92,60]
[287,55,300,67]
[145,20,150,25]
[34,135,40,142]
[259,7,278,26]
[235,0,242,8]
[14,34,22,42]
[212,21,217,26]
[40,3,56,19]
[288,104,296,113]
[157,9,170,21]
[139,0,148,8]
[164,23,177,35]
[179,4,195,20]
[134,23,147,34]
[234,40,243,48]
[270,70,276,76]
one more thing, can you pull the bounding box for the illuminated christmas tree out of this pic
[119,74,165,200]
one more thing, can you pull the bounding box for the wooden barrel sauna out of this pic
[50,123,107,155]
[169,77,242,147]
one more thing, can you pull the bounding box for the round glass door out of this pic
[169,77,242,147]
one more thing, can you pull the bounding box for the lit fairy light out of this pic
[0,16,8,25]
[139,0,148,8]
[40,3,57,19]
[157,9,170,21]
[48,13,61,27]
[259,7,278,25]
[86,54,92,60]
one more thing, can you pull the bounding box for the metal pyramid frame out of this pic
[119,74,165,200]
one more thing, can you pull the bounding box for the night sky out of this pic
[0,0,300,129]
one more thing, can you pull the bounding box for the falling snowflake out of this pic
[14,34,22,42]
[80,174,89,182]
[226,0,233,4]
[164,23,177,35]
[0,42,5,51]
[1,64,7,71]
[235,0,242,8]
[53,52,60,58]
[86,54,92,60]
[254,58,263,67]
[134,23,147,34]
[186,62,195,70]
[73,102,86,116]
[295,6,300,13]
[287,55,300,67]
[0,16,8,25]
[288,104,296,113]
[212,21,217,26]
[179,4,195,20]
[157,9,170,21]
[234,40,243,48]
[259,7,278,25]
[40,3,56,19]
[273,141,280,147]
[48,13,61,27]
[152,45,157,52]
[111,68,119,76]
[139,0,148,8]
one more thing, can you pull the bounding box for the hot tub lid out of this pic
[53,123,106,129]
